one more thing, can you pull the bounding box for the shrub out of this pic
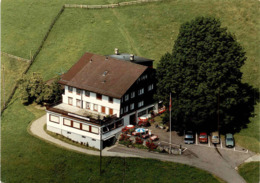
[19,73,62,105]
[119,134,130,141]
[135,137,143,144]
[119,134,132,147]
[146,141,158,151]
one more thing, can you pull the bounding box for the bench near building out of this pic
[46,50,159,149]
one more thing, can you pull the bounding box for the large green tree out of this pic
[19,73,62,105]
[156,17,258,133]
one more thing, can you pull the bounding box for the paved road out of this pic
[30,115,255,183]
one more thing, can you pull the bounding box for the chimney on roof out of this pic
[130,54,134,61]
[90,59,92,63]
[106,56,108,61]
[115,48,119,55]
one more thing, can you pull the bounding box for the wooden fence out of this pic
[64,0,162,9]
[1,52,31,62]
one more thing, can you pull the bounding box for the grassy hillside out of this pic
[1,55,30,107]
[24,0,259,86]
[1,0,131,59]
[239,162,260,183]
[1,95,221,182]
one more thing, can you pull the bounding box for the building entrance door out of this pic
[129,114,136,125]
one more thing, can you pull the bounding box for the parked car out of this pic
[184,131,195,144]
[225,133,235,148]
[211,131,220,144]
[199,132,208,143]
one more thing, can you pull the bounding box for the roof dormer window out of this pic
[103,71,108,76]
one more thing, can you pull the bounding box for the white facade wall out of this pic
[62,86,120,117]
[47,111,122,149]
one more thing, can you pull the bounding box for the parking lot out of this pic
[110,125,254,183]
[146,125,248,154]
[193,133,248,153]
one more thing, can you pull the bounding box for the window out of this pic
[121,108,123,114]
[49,114,59,123]
[68,97,73,105]
[125,94,129,101]
[82,136,86,138]
[67,132,71,134]
[148,84,154,91]
[130,103,135,110]
[103,71,108,76]
[82,124,90,131]
[109,108,113,115]
[86,102,90,109]
[96,93,102,100]
[91,127,99,134]
[138,110,147,117]
[138,101,144,107]
[109,97,113,103]
[138,88,144,95]
[116,119,124,128]
[125,106,128,113]
[68,86,73,93]
[73,122,80,129]
[63,118,72,126]
[76,89,81,95]
[131,92,135,98]
[93,104,98,111]
[76,99,81,108]
[101,106,106,114]
[141,75,148,80]
[85,90,90,97]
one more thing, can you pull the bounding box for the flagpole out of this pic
[169,92,172,152]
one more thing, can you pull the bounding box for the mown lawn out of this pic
[1,95,222,183]
[1,54,30,107]
[1,0,132,59]
[238,162,260,183]
[234,102,260,153]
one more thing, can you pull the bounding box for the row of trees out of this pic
[19,73,62,105]
[156,17,258,133]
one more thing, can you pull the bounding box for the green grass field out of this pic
[1,0,259,182]
[234,102,260,153]
[1,54,30,107]
[1,0,130,59]
[238,162,260,183]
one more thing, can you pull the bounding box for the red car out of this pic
[199,132,208,143]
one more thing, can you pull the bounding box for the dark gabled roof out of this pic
[59,52,148,99]
[107,53,154,63]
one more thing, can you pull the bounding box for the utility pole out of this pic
[218,88,220,132]
[100,120,103,176]
[169,92,172,152]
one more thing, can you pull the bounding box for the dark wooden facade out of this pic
[120,67,157,118]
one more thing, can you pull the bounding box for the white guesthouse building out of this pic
[46,51,158,149]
